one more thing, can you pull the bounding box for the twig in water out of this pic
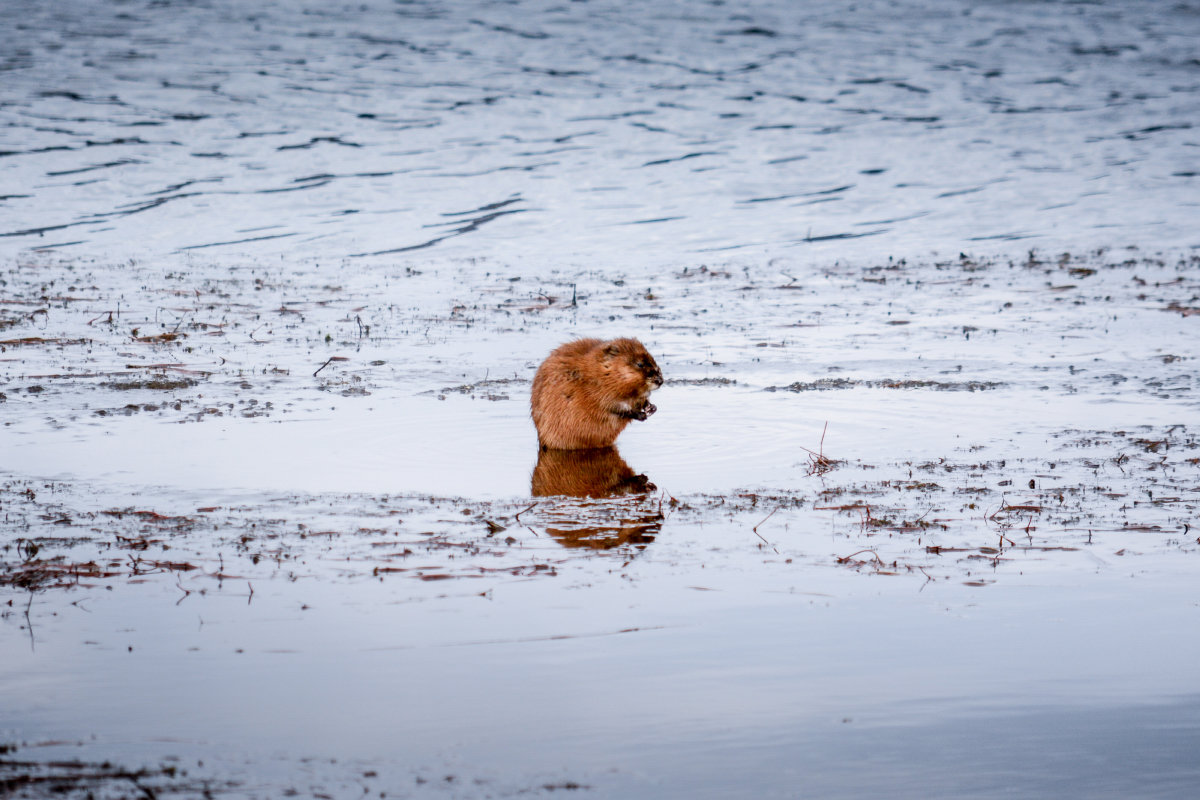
[836,548,884,565]
[753,507,779,533]
[24,591,35,651]
[752,508,780,554]
[513,502,537,523]
[313,356,348,377]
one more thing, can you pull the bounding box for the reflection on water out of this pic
[531,447,662,549]
[532,446,655,499]
[544,510,661,551]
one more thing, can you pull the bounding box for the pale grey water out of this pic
[2,0,1200,797]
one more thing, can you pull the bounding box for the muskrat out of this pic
[530,337,663,450]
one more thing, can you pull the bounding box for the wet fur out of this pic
[531,446,655,498]
[530,337,663,450]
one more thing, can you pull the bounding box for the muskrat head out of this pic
[600,338,663,400]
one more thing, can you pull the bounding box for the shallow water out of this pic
[3,0,1200,797]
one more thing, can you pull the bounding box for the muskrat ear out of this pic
[602,343,621,359]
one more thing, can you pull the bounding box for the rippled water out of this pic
[2,0,1197,265]
[2,1,1200,798]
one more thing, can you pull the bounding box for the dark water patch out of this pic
[1071,43,1139,57]
[470,19,550,40]
[159,80,222,92]
[81,137,167,148]
[90,192,201,219]
[177,232,298,251]
[1120,122,1193,140]
[0,223,78,239]
[642,151,722,167]
[792,196,841,207]
[276,135,362,150]
[520,65,590,77]
[30,240,85,250]
[610,54,738,77]
[291,170,402,184]
[45,158,144,177]
[36,90,126,106]
[353,33,438,54]
[442,196,523,217]
[883,114,941,122]
[620,216,685,225]
[567,109,655,121]
[802,229,887,242]
[352,208,525,257]
[235,129,292,138]
[997,104,1087,114]
[809,184,854,196]
[968,231,1036,241]
[423,208,525,231]
[428,161,557,178]
[856,211,929,225]
[740,193,802,204]
[0,145,72,158]
[149,177,224,194]
[720,27,778,37]
[257,179,333,193]
[937,186,986,198]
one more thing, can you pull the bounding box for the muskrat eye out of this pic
[635,361,647,369]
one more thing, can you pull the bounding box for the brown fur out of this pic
[530,337,663,450]
[545,518,660,550]
[531,446,655,498]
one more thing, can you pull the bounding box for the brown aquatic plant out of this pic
[800,422,837,476]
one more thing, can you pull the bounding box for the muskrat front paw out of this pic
[632,402,656,421]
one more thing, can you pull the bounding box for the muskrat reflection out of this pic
[532,446,654,498]
[531,447,662,550]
